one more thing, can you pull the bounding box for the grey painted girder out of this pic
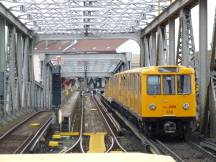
[0,18,6,117]
[157,26,166,65]
[169,19,175,65]
[0,4,54,120]
[139,37,144,67]
[0,2,32,36]
[209,8,216,137]
[6,26,16,114]
[144,36,150,66]
[35,32,140,42]
[199,0,208,131]
[150,32,157,66]
[16,32,23,111]
[1,0,170,35]
[141,0,198,37]
[176,9,195,67]
[21,37,29,110]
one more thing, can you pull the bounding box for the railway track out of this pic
[60,96,84,153]
[100,94,216,161]
[152,139,216,162]
[61,94,124,153]
[99,94,159,153]
[92,95,127,152]
[0,111,52,153]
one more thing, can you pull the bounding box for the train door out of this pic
[126,74,130,108]
[131,74,136,111]
[138,74,142,115]
[134,74,138,114]
[130,74,133,110]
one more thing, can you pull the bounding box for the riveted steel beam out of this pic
[35,32,140,42]
[141,0,198,37]
[150,32,157,66]
[169,19,175,65]
[0,3,32,37]
[199,0,208,132]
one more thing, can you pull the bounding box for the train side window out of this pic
[163,75,175,95]
[177,75,191,94]
[147,76,160,95]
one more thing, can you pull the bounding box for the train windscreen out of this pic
[177,75,191,94]
[147,76,160,95]
[163,75,175,95]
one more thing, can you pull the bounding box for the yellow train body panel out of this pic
[105,65,196,119]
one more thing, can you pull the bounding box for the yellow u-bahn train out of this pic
[105,65,196,137]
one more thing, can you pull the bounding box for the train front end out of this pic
[142,66,197,137]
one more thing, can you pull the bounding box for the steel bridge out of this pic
[0,0,215,136]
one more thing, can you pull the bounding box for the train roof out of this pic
[113,65,195,76]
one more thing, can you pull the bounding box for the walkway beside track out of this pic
[59,91,80,131]
[61,91,80,118]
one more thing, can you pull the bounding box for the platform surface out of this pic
[0,153,175,162]
[61,91,79,117]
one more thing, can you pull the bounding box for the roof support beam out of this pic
[35,32,140,43]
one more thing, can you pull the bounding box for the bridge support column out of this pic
[150,32,157,66]
[16,32,23,113]
[169,19,175,65]
[6,26,16,116]
[0,18,6,120]
[22,37,29,112]
[199,0,209,132]
[157,26,165,65]
[139,38,145,67]
[144,36,150,66]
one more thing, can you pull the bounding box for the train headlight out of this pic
[183,103,189,110]
[149,104,156,110]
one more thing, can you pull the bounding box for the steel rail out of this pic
[0,111,46,140]
[62,96,84,153]
[28,117,53,152]
[99,95,161,154]
[154,140,185,162]
[105,136,115,153]
[79,96,86,153]
[187,140,216,161]
[93,95,127,152]
[0,111,52,154]
[15,116,53,153]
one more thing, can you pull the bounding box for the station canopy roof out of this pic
[1,0,170,35]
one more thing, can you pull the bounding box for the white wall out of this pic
[116,39,140,55]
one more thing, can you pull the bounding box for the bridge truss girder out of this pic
[140,0,209,135]
[0,8,53,122]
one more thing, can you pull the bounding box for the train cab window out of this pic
[163,75,175,95]
[147,76,160,95]
[177,75,191,94]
